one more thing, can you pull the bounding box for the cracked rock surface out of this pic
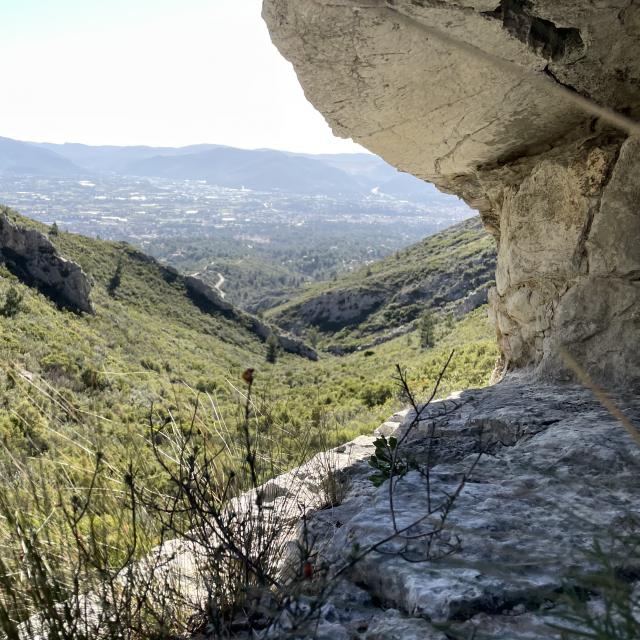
[296,378,640,639]
[263,0,640,389]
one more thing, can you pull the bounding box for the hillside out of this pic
[0,207,498,463]
[267,216,496,349]
[0,206,499,636]
[0,137,81,176]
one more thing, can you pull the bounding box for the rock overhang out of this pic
[264,0,639,192]
[263,0,640,388]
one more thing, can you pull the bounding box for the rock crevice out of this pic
[483,0,585,62]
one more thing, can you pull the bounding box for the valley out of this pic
[268,216,496,350]
[0,205,497,462]
[0,137,472,311]
[0,173,468,310]
[0,137,501,637]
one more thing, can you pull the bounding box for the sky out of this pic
[0,0,365,153]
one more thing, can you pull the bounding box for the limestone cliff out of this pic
[0,214,94,314]
[263,0,640,388]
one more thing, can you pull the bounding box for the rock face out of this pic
[262,0,640,389]
[184,274,318,360]
[280,286,388,331]
[268,381,640,639]
[0,215,94,314]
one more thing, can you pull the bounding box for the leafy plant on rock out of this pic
[368,435,408,487]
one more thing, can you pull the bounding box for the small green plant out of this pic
[1,285,24,317]
[49,221,59,236]
[368,435,408,487]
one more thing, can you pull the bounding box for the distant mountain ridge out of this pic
[0,137,81,176]
[0,136,463,203]
[124,147,360,195]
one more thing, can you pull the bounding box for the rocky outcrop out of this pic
[263,0,640,389]
[184,274,318,360]
[270,217,496,343]
[294,379,640,638]
[0,215,94,314]
[279,286,387,332]
[455,283,490,318]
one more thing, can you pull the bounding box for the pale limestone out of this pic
[263,0,640,388]
[0,215,94,314]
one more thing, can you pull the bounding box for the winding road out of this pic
[213,272,226,299]
[190,264,227,299]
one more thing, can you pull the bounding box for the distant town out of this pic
[0,174,471,252]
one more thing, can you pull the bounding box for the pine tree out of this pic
[107,259,124,296]
[1,286,24,317]
[419,311,435,349]
[307,327,320,349]
[266,334,280,364]
[49,222,59,237]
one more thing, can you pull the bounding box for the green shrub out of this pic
[140,358,161,372]
[1,286,24,317]
[195,378,217,393]
[40,351,79,379]
[360,383,393,408]
[81,366,109,391]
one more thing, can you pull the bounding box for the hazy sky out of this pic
[1,0,364,153]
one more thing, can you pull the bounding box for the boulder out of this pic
[304,379,640,638]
